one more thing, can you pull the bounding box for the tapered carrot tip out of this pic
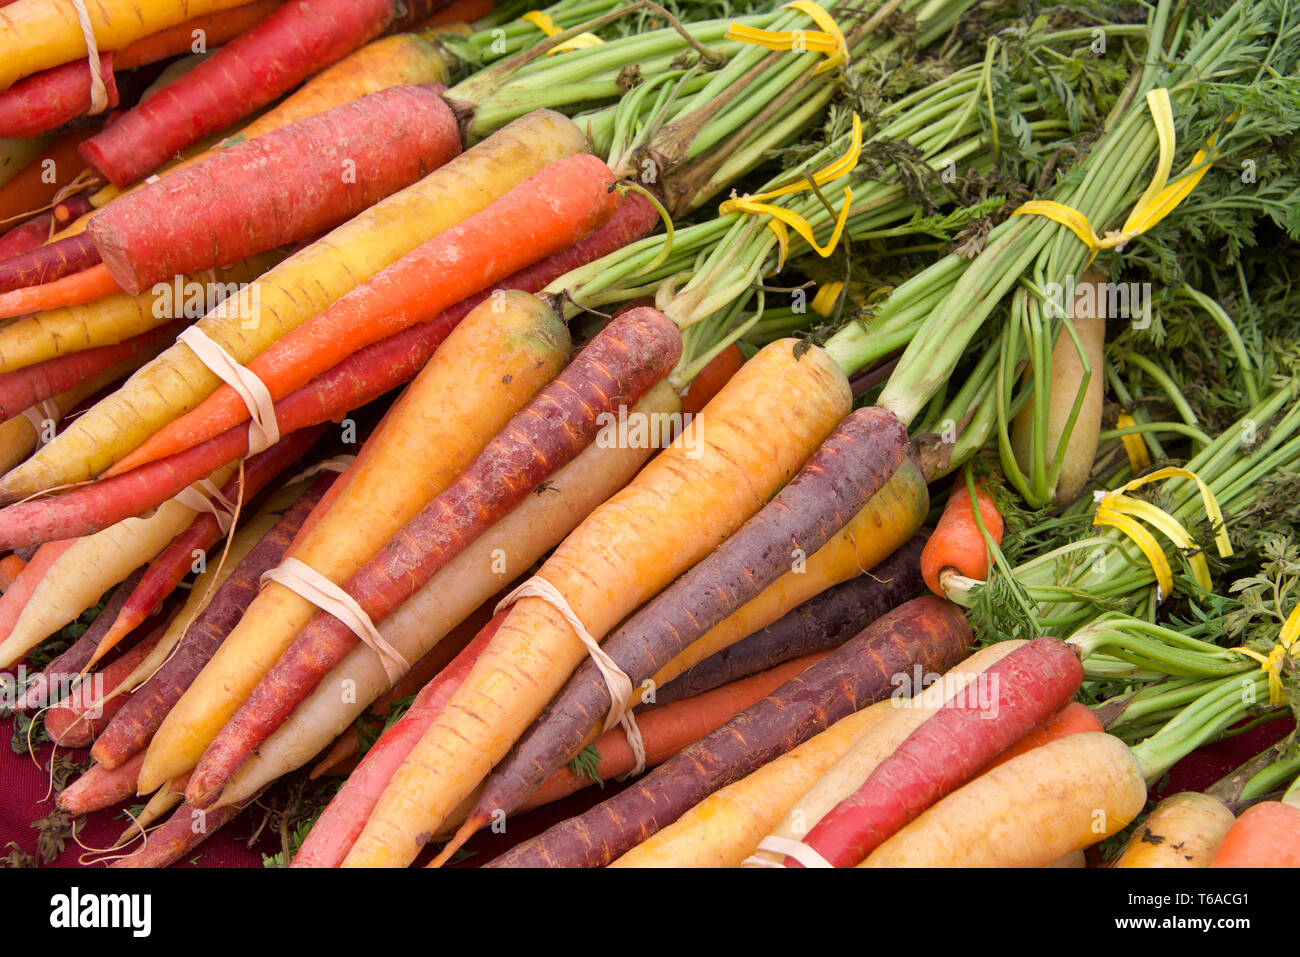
[184,770,223,811]
[87,617,136,671]
[429,815,487,868]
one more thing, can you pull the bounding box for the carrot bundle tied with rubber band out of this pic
[452,406,913,849]
[184,304,683,808]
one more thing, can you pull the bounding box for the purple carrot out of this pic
[453,406,911,848]
[0,231,99,294]
[484,595,973,868]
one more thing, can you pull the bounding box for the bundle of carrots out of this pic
[1,0,1299,876]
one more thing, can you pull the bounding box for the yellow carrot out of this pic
[217,383,682,808]
[859,732,1147,867]
[343,338,852,868]
[745,641,1026,866]
[1114,791,1235,868]
[611,704,893,868]
[0,464,236,668]
[137,292,571,793]
[0,0,252,90]
[0,252,283,374]
[0,110,588,500]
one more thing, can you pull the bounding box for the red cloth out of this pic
[2,714,1293,868]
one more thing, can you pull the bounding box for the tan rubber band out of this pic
[174,479,237,534]
[261,557,408,685]
[495,577,648,776]
[178,326,279,455]
[288,455,356,486]
[69,0,109,115]
[20,399,61,439]
[749,835,835,869]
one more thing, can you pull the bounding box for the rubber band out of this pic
[287,454,356,486]
[261,557,408,685]
[749,835,835,868]
[1011,89,1223,265]
[727,1,848,75]
[174,478,237,534]
[69,0,109,115]
[520,10,604,55]
[178,326,279,455]
[1091,466,1231,604]
[20,399,61,439]
[719,114,862,270]
[1233,602,1299,707]
[495,576,649,776]
[1115,412,1151,473]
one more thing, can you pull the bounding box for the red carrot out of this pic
[80,0,450,187]
[88,426,327,666]
[186,304,682,807]
[44,613,177,748]
[108,800,244,868]
[486,595,973,868]
[128,153,623,460]
[0,54,118,139]
[114,1,288,70]
[0,232,100,295]
[95,189,659,495]
[292,610,508,867]
[455,407,910,847]
[0,318,184,429]
[57,754,147,816]
[921,477,1004,595]
[788,637,1084,868]
[652,534,928,707]
[89,83,461,294]
[89,474,334,770]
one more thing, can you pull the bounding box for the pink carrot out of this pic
[89,474,335,770]
[57,753,147,816]
[108,800,244,868]
[0,232,100,294]
[186,303,681,808]
[0,540,76,642]
[0,318,184,427]
[89,83,461,294]
[787,637,1085,868]
[80,0,452,187]
[87,426,328,665]
[0,54,118,139]
[44,612,177,748]
[291,610,507,867]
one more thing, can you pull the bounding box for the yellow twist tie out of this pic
[1115,412,1152,473]
[811,281,845,316]
[726,0,848,74]
[521,10,604,55]
[1092,466,1232,603]
[719,113,861,270]
[1011,89,1223,265]
[1234,603,1299,707]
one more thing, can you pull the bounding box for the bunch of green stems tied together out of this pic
[550,18,1137,383]
[823,0,1300,485]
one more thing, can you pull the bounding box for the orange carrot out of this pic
[122,153,621,466]
[418,0,493,30]
[0,539,75,641]
[114,1,287,70]
[0,553,23,590]
[920,477,1004,596]
[0,130,94,232]
[0,263,120,320]
[1209,802,1300,867]
[982,701,1102,772]
[680,343,745,416]
[57,754,147,816]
